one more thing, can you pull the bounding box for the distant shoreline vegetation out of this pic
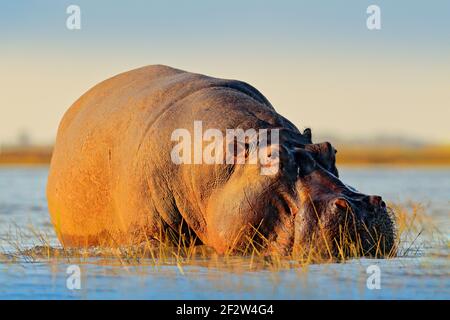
[1,144,450,166]
[336,145,450,166]
[0,146,52,165]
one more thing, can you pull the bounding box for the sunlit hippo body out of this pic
[47,65,395,257]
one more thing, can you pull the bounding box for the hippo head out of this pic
[206,128,396,259]
[287,145,396,258]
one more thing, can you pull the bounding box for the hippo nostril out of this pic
[380,200,386,208]
[368,195,383,206]
[333,198,348,211]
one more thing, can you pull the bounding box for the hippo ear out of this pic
[303,128,312,143]
[305,142,339,177]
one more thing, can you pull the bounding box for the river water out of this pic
[0,166,448,299]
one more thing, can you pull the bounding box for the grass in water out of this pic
[0,203,445,272]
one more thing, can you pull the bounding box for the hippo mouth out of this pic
[345,198,395,254]
[308,194,397,259]
[355,202,397,257]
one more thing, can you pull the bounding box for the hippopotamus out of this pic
[47,65,395,258]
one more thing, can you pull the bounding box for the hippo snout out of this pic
[322,193,395,257]
[367,195,386,209]
[329,194,387,219]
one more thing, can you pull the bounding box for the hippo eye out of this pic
[295,149,316,176]
[297,163,313,177]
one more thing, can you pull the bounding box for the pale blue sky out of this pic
[1,1,449,144]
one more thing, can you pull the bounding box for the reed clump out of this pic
[0,203,443,271]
